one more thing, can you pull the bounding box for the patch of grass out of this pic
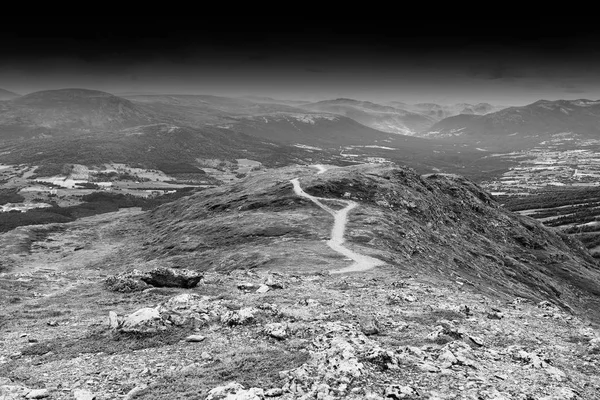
[20,328,194,360]
[137,346,309,399]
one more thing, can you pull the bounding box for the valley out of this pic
[1,87,600,400]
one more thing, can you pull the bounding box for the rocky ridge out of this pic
[1,163,600,399]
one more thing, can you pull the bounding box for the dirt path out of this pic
[291,172,384,273]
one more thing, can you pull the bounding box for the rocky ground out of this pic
[1,164,600,399]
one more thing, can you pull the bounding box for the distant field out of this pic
[499,187,600,257]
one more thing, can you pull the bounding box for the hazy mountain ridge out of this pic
[0,89,157,140]
[425,99,600,149]
[300,98,436,135]
[0,88,18,100]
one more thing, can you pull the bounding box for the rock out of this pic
[205,382,264,400]
[221,307,257,326]
[120,307,166,333]
[237,282,258,291]
[264,323,288,340]
[359,317,379,336]
[545,365,566,381]
[487,312,503,320]
[588,337,600,353]
[265,277,284,289]
[104,270,150,293]
[384,385,419,399]
[256,284,270,294]
[467,335,485,347]
[458,304,472,316]
[185,334,206,342]
[124,385,147,400]
[539,387,579,400]
[0,385,30,400]
[73,389,96,400]
[201,351,213,360]
[26,389,49,399]
[46,320,58,327]
[108,311,120,329]
[140,267,202,288]
[418,361,440,373]
[264,388,283,397]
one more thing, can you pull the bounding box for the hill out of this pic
[0,88,156,140]
[141,164,600,317]
[300,98,436,135]
[1,163,599,398]
[424,99,600,150]
[0,88,18,100]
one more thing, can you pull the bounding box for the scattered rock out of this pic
[237,282,259,291]
[359,316,379,336]
[0,385,30,400]
[185,334,206,342]
[588,337,600,353]
[264,388,283,397]
[487,312,503,320]
[221,307,257,326]
[256,284,270,294]
[206,382,264,400]
[265,277,284,289]
[264,323,288,340]
[124,385,147,400]
[26,389,49,399]
[73,389,96,400]
[384,384,420,399]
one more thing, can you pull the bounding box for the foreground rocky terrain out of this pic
[1,164,599,399]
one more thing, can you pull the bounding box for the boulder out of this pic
[221,307,257,326]
[264,323,288,340]
[26,389,49,399]
[120,307,166,333]
[73,389,96,400]
[140,267,202,288]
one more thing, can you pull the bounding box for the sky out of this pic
[2,14,600,106]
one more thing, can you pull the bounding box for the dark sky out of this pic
[2,14,600,105]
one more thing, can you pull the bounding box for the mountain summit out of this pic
[0,88,18,100]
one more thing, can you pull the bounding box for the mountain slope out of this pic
[425,99,600,149]
[0,124,313,168]
[0,88,18,100]
[300,98,436,135]
[0,88,156,140]
[392,102,504,122]
[141,164,600,319]
[2,164,600,399]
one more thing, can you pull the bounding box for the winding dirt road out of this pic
[291,166,384,273]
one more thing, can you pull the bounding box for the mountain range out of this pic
[425,99,600,150]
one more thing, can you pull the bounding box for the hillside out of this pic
[300,98,436,135]
[425,99,600,150]
[0,89,156,140]
[1,163,599,399]
[141,164,600,317]
[0,124,313,168]
[0,88,18,100]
